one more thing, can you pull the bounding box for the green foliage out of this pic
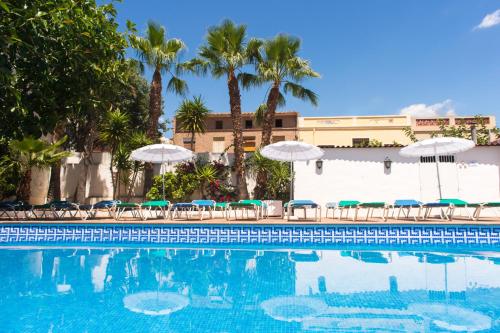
[403,126,418,143]
[147,172,199,201]
[176,96,211,150]
[246,150,291,200]
[0,0,129,151]
[8,136,70,173]
[100,109,131,149]
[129,20,187,95]
[196,164,217,198]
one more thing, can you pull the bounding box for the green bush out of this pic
[146,172,199,201]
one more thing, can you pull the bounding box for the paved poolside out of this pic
[1,216,499,225]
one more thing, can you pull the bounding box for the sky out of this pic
[111,0,500,135]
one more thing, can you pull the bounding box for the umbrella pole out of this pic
[290,161,294,200]
[435,154,443,199]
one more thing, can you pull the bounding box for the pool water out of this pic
[0,247,499,332]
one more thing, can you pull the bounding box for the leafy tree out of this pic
[176,96,210,151]
[100,109,131,199]
[243,35,319,198]
[196,164,217,199]
[186,20,261,199]
[6,137,70,202]
[129,21,187,195]
[246,150,291,200]
[1,0,133,203]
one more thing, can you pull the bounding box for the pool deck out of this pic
[1,216,499,225]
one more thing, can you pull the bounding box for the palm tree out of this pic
[129,21,187,194]
[176,96,210,151]
[99,108,130,199]
[8,137,70,202]
[196,164,217,199]
[186,20,261,199]
[245,35,319,198]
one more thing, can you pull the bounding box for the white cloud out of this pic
[475,9,500,30]
[399,99,456,118]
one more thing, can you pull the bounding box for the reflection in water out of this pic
[0,248,499,332]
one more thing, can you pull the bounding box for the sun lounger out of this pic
[140,200,171,220]
[239,200,268,219]
[389,200,423,221]
[0,201,33,220]
[76,200,120,220]
[421,201,454,220]
[214,202,229,218]
[437,198,479,220]
[326,201,360,220]
[473,202,500,220]
[31,200,85,220]
[226,200,264,221]
[170,200,215,220]
[285,200,321,221]
[113,202,143,220]
[353,202,388,221]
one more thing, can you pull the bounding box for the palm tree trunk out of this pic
[261,83,281,146]
[47,123,65,201]
[191,131,195,151]
[144,69,162,196]
[110,151,115,199]
[227,71,248,200]
[17,168,32,203]
[254,83,281,199]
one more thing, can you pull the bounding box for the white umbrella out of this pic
[399,137,475,199]
[130,143,194,200]
[261,141,324,199]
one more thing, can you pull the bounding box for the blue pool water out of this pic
[0,247,499,332]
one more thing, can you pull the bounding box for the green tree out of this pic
[7,137,70,202]
[196,164,217,199]
[186,20,261,199]
[244,35,319,198]
[100,109,131,199]
[129,21,187,195]
[0,0,132,203]
[176,96,210,151]
[246,150,291,200]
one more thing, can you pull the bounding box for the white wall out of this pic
[294,146,500,209]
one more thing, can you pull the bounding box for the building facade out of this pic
[172,112,299,153]
[297,115,496,146]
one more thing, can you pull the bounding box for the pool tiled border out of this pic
[0,224,499,248]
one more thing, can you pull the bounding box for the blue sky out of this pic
[112,0,500,134]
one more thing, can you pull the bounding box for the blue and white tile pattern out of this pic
[0,224,499,248]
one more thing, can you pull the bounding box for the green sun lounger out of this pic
[473,202,500,220]
[354,202,388,221]
[170,200,216,220]
[326,201,360,220]
[114,200,170,220]
[226,200,265,221]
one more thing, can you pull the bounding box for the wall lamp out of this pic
[384,157,392,170]
[316,159,323,170]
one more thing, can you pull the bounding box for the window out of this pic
[275,119,283,128]
[212,137,225,153]
[272,136,285,143]
[243,136,256,152]
[215,120,223,130]
[420,155,455,163]
[183,137,194,144]
[245,120,253,129]
[352,138,369,147]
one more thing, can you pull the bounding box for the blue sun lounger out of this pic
[285,200,321,221]
[170,200,216,220]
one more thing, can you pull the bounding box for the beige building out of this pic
[173,112,299,153]
[298,114,496,146]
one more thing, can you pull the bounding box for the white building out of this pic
[294,144,500,212]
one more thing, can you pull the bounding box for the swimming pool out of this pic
[0,246,498,332]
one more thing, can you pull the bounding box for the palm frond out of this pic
[254,104,267,126]
[238,72,262,90]
[167,76,188,95]
[283,82,318,106]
